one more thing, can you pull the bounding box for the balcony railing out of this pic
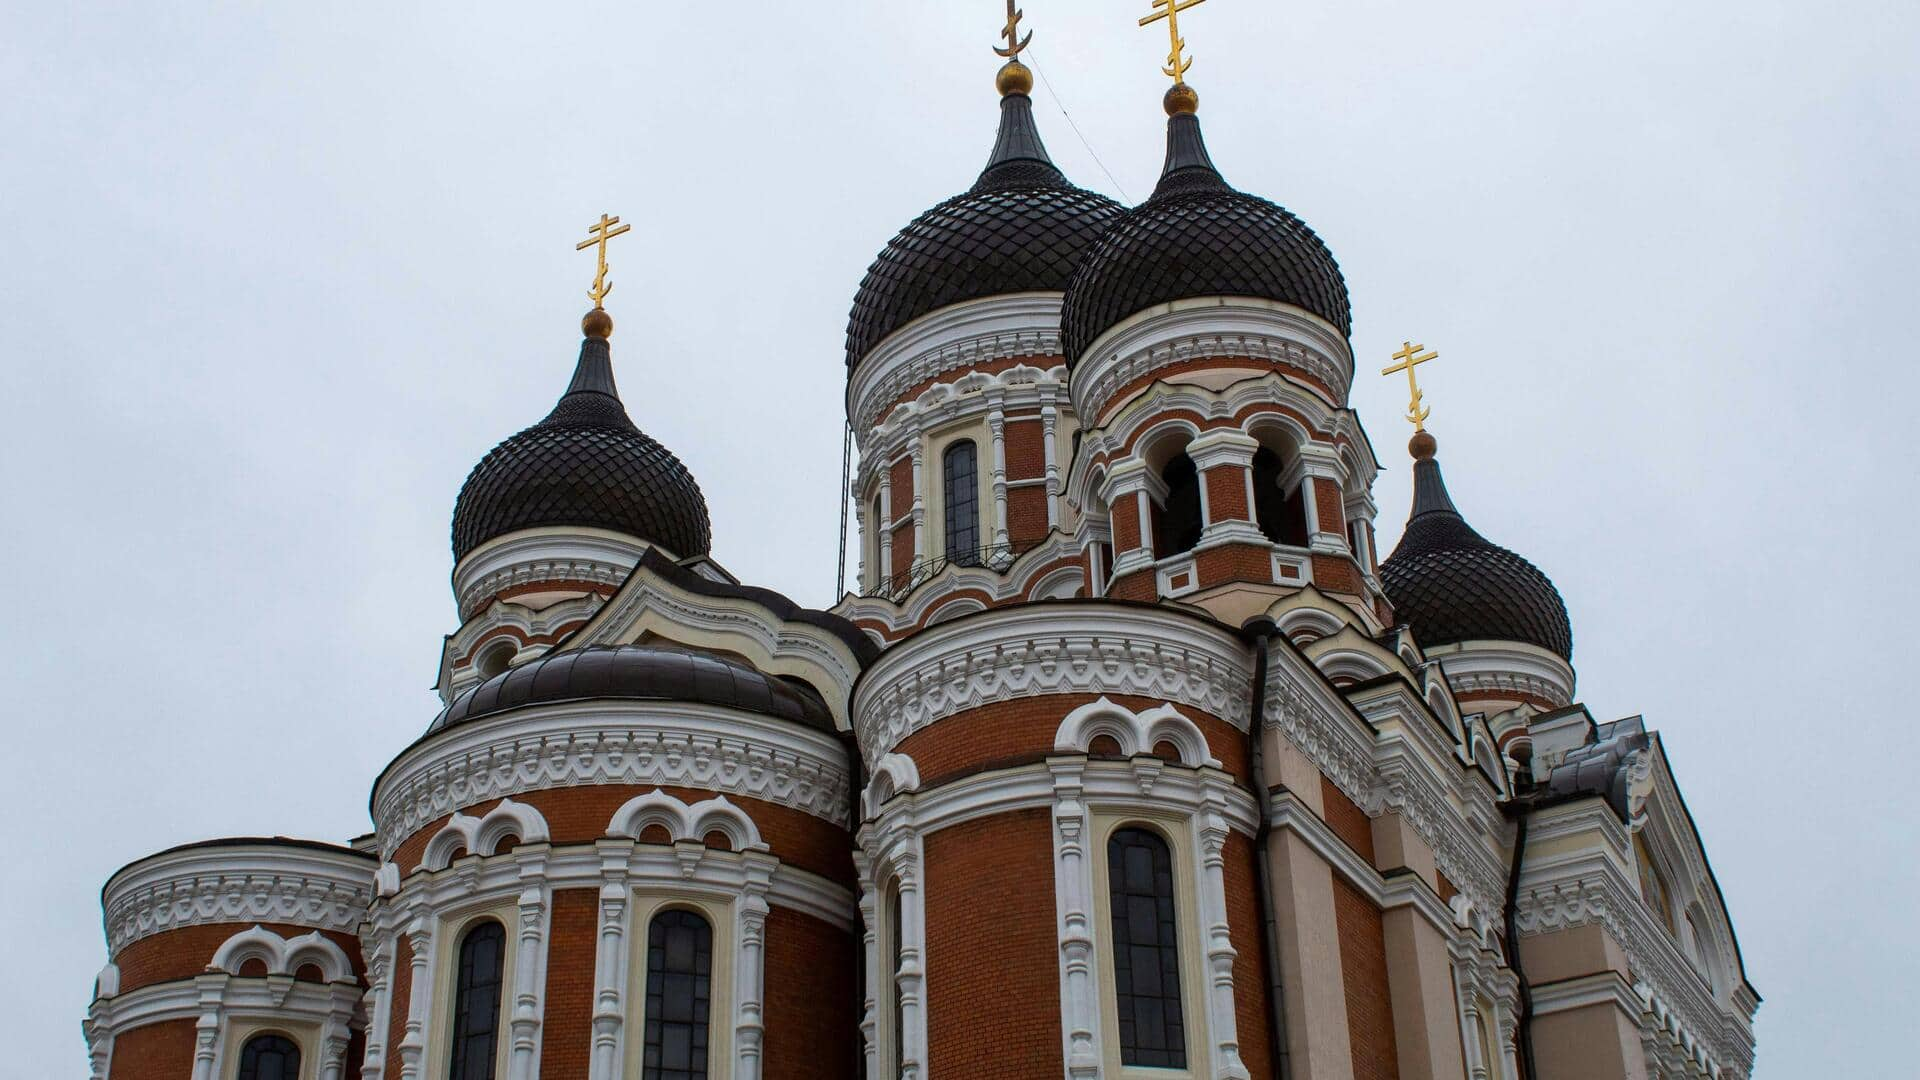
[863,542,1027,603]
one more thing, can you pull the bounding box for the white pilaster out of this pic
[1195,780,1250,1080]
[1049,759,1102,1078]
[1042,405,1061,529]
[397,917,435,1080]
[989,408,1010,548]
[589,840,633,1080]
[909,441,926,565]
[733,853,776,1080]
[506,855,551,1080]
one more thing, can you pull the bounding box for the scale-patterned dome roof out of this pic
[451,335,710,561]
[1062,110,1350,362]
[1380,446,1573,660]
[429,644,832,734]
[845,90,1123,371]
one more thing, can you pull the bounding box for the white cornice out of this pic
[1426,640,1576,708]
[1070,297,1354,427]
[451,527,652,616]
[849,293,1065,436]
[855,362,1071,488]
[102,842,375,955]
[852,603,1253,767]
[371,700,853,858]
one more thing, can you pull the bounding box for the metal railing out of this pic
[863,542,1027,603]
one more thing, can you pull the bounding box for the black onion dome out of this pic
[1061,110,1350,362]
[430,644,833,734]
[844,91,1124,370]
[451,335,711,561]
[1380,451,1574,660]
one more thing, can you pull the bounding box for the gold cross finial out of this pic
[1381,341,1439,432]
[575,213,632,309]
[995,0,1032,60]
[1138,0,1208,86]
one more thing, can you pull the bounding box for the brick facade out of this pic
[538,888,600,1080]
[763,908,860,1080]
[106,1018,197,1080]
[1334,876,1401,1080]
[113,921,365,996]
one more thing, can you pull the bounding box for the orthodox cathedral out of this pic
[83,10,1758,1080]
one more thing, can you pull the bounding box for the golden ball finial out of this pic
[997,60,1033,97]
[582,307,613,339]
[1409,430,1438,461]
[1164,82,1199,116]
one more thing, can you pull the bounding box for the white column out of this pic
[734,854,776,1080]
[1049,760,1102,1078]
[854,848,881,1078]
[892,837,927,1080]
[359,932,394,1080]
[189,974,224,1080]
[1042,405,1061,529]
[878,467,893,587]
[397,917,435,1080]
[988,408,1010,549]
[1102,459,1166,578]
[1187,429,1267,547]
[320,988,358,1080]
[909,441,926,565]
[589,841,633,1080]
[853,497,869,592]
[507,867,550,1080]
[1194,782,1250,1080]
[84,1012,112,1080]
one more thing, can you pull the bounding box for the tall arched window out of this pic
[448,920,506,1080]
[237,1034,301,1080]
[644,909,714,1080]
[1153,454,1202,559]
[1252,446,1308,546]
[943,441,980,564]
[1107,827,1187,1068]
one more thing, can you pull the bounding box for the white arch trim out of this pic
[863,752,922,819]
[211,924,355,983]
[606,788,766,852]
[1053,696,1219,769]
[420,798,550,871]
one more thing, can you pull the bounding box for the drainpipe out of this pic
[1241,618,1293,1080]
[1502,740,1539,1080]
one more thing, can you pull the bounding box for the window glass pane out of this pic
[449,921,505,1080]
[237,1034,301,1080]
[943,441,979,562]
[644,909,714,1080]
[1106,827,1186,1068]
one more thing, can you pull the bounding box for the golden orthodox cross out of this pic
[995,0,1031,60]
[576,213,632,308]
[1381,341,1439,431]
[1138,0,1208,84]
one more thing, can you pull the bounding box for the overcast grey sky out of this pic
[3,1,1915,1074]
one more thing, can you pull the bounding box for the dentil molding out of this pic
[102,842,375,955]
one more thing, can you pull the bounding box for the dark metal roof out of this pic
[430,644,833,734]
[1061,111,1350,362]
[844,92,1124,370]
[1541,717,1649,821]
[1381,454,1574,660]
[627,547,882,667]
[451,336,711,561]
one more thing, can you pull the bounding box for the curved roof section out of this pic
[1380,451,1574,660]
[1061,110,1350,362]
[429,644,834,734]
[844,91,1123,371]
[452,335,711,562]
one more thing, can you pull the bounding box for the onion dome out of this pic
[429,644,833,734]
[451,318,711,561]
[1380,433,1573,659]
[1061,91,1350,362]
[844,69,1124,370]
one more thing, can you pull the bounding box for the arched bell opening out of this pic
[1139,429,1202,561]
[1248,422,1312,547]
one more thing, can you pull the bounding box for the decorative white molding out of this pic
[443,593,606,699]
[858,362,1070,487]
[373,701,851,858]
[862,752,922,820]
[420,799,552,871]
[1053,696,1220,769]
[848,292,1064,437]
[210,924,355,983]
[1425,640,1576,709]
[102,842,375,956]
[853,604,1253,766]
[452,527,653,617]
[1070,297,1354,427]
[87,976,362,1080]
[606,789,767,854]
[834,534,1086,629]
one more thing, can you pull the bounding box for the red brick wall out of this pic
[384,933,412,1076]
[1312,554,1363,596]
[894,693,1248,789]
[1103,357,1339,425]
[1195,542,1274,587]
[1223,831,1274,1077]
[891,523,915,580]
[107,1018,197,1080]
[1205,466,1251,521]
[1008,486,1050,546]
[392,785,853,887]
[1321,777,1376,863]
[923,810,1063,1077]
[539,888,599,1080]
[1314,478,1345,534]
[1333,877,1400,1080]
[1006,419,1046,478]
[114,921,364,995]
[1112,492,1143,552]
[763,908,860,1080]
[1107,569,1156,602]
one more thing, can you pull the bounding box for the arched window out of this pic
[1107,827,1186,1068]
[644,909,714,1080]
[237,1034,301,1080]
[1252,446,1308,546]
[448,920,506,1080]
[1153,454,1202,559]
[943,441,980,564]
